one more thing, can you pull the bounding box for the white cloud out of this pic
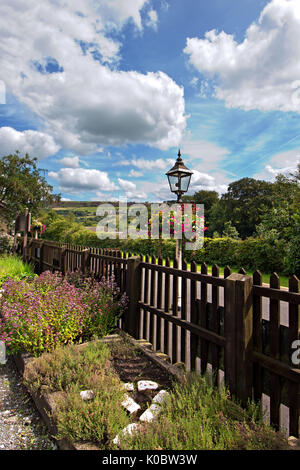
[181,139,230,172]
[254,149,300,180]
[131,157,174,170]
[0,1,185,154]
[96,0,150,31]
[59,156,80,168]
[129,169,143,177]
[184,0,300,113]
[146,9,158,30]
[0,126,59,158]
[118,178,136,191]
[126,190,148,200]
[49,167,118,193]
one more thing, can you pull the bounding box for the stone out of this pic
[137,380,159,392]
[139,404,161,423]
[121,394,141,415]
[152,390,170,405]
[113,423,140,446]
[79,390,95,401]
[288,436,300,449]
[122,382,134,392]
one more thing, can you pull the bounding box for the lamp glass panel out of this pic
[168,174,179,193]
[180,174,191,192]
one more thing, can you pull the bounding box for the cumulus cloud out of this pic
[59,156,80,168]
[49,167,118,193]
[118,178,136,192]
[254,149,300,180]
[184,0,300,113]
[0,126,59,158]
[0,1,186,154]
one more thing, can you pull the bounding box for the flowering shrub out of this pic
[0,273,88,356]
[65,271,128,338]
[0,270,128,356]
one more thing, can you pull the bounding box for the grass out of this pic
[0,254,36,286]
[23,338,287,450]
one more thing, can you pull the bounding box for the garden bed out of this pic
[12,331,292,451]
[12,332,178,450]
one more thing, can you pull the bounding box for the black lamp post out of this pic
[166,150,193,202]
[166,150,193,308]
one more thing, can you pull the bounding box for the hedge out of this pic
[44,225,294,274]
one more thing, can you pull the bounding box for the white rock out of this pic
[113,423,140,446]
[121,394,141,415]
[80,390,95,401]
[137,380,159,392]
[139,404,161,423]
[123,382,134,391]
[152,390,170,405]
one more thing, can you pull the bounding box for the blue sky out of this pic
[0,0,300,202]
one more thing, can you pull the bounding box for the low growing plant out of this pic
[24,342,130,448]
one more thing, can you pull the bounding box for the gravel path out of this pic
[0,356,55,450]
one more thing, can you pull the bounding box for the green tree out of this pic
[219,178,275,238]
[0,152,60,225]
[222,221,239,239]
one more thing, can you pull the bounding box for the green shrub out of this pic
[0,232,13,254]
[0,254,36,287]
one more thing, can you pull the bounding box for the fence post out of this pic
[60,246,68,275]
[39,241,44,274]
[225,272,253,406]
[125,256,141,338]
[81,249,90,275]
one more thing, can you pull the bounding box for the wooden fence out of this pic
[18,237,300,437]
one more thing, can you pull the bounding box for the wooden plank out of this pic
[200,262,208,375]
[190,260,198,371]
[139,262,226,286]
[163,257,171,357]
[181,259,188,365]
[288,275,300,437]
[252,285,300,304]
[211,264,220,386]
[172,258,179,364]
[156,255,163,351]
[253,270,263,404]
[149,255,156,347]
[139,302,226,346]
[143,254,150,341]
[269,272,281,431]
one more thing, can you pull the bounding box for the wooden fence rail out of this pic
[17,237,300,437]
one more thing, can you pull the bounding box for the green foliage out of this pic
[222,221,239,239]
[23,342,130,448]
[0,232,14,254]
[0,270,127,356]
[0,152,60,224]
[0,254,36,286]
[119,373,285,450]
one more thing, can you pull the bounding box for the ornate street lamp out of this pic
[166,150,193,309]
[166,150,193,202]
